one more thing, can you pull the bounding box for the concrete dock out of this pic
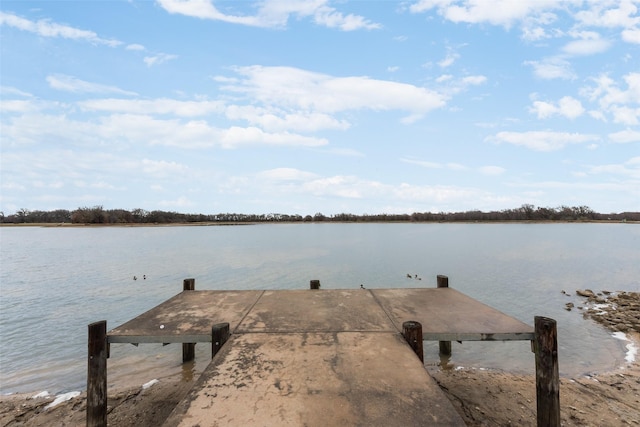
[102,284,536,426]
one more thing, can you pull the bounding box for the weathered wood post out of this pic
[87,320,107,427]
[310,279,321,290]
[183,278,196,362]
[183,278,195,291]
[402,321,424,363]
[436,275,452,356]
[534,316,560,427]
[212,322,230,358]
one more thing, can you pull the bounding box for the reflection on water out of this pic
[0,223,638,394]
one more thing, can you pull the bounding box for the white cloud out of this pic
[0,11,121,47]
[1,111,328,150]
[126,44,145,51]
[219,126,328,149]
[410,0,640,48]
[489,131,599,151]
[394,182,481,204]
[219,65,448,121]
[144,53,178,67]
[610,106,640,125]
[574,1,640,29]
[225,105,349,132]
[401,158,470,171]
[257,168,319,182]
[529,96,585,119]
[141,159,189,177]
[158,196,193,208]
[622,28,640,43]
[0,86,33,97]
[587,157,640,179]
[97,113,313,149]
[580,72,640,124]
[609,129,640,143]
[438,52,459,68]
[402,158,444,169]
[0,100,59,114]
[250,170,492,207]
[409,0,564,28]
[157,0,381,31]
[79,98,224,116]
[562,31,611,56]
[47,75,138,96]
[525,57,576,80]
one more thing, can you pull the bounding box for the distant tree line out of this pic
[1,204,638,224]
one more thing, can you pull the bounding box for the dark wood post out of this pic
[183,278,196,362]
[534,316,560,427]
[436,275,452,356]
[436,275,448,288]
[87,321,107,427]
[183,278,195,291]
[310,279,320,290]
[212,322,230,358]
[402,321,424,363]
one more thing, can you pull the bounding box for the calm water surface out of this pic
[0,223,638,394]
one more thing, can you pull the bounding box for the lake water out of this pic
[1,223,638,395]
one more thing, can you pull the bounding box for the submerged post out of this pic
[183,278,196,362]
[436,275,452,356]
[212,322,230,358]
[87,320,107,427]
[402,321,424,363]
[534,316,560,427]
[310,279,321,290]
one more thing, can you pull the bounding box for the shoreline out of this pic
[2,352,638,426]
[1,219,638,228]
[2,291,638,426]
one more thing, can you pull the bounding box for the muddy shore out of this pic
[1,290,638,426]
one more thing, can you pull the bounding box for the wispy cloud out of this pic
[410,1,640,46]
[143,53,178,67]
[257,168,319,182]
[126,43,145,51]
[156,0,381,31]
[524,57,576,80]
[217,65,448,123]
[409,0,564,29]
[609,129,640,144]
[0,86,33,97]
[562,31,611,56]
[488,131,599,151]
[47,75,138,96]
[78,98,224,117]
[0,11,121,47]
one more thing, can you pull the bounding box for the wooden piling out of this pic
[87,321,107,427]
[310,279,321,290]
[183,278,196,362]
[183,278,195,291]
[402,321,424,363]
[436,275,452,356]
[534,316,560,427]
[212,322,230,358]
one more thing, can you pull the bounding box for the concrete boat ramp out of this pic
[88,278,555,426]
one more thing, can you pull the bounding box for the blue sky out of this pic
[1,1,639,216]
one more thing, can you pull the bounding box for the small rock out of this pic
[577,289,596,298]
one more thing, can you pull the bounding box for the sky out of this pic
[1,0,639,216]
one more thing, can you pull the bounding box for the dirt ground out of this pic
[2,291,638,427]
